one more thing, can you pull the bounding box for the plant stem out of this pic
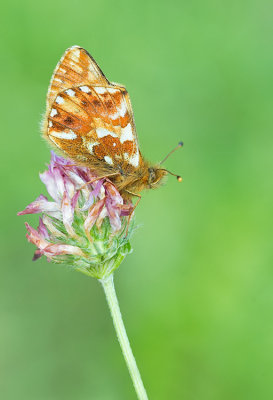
[100,274,148,400]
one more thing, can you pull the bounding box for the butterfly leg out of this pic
[79,173,119,191]
[124,191,142,236]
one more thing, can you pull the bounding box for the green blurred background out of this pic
[1,0,273,399]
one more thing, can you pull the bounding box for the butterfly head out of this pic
[147,141,183,188]
[147,167,168,188]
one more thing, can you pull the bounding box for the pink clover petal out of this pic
[104,182,126,232]
[84,170,97,182]
[53,167,66,200]
[71,165,96,184]
[18,195,59,216]
[25,222,50,250]
[37,217,50,239]
[41,243,85,257]
[105,197,122,233]
[84,199,105,240]
[61,191,76,237]
[81,179,104,211]
[38,194,48,201]
[40,170,59,202]
[71,191,80,211]
[50,151,72,169]
[18,194,47,215]
[87,180,103,205]
[32,250,43,261]
[65,170,87,189]
[92,179,104,198]
[66,173,91,204]
[81,196,94,212]
[49,151,62,167]
[64,176,74,195]
[47,211,62,220]
[96,207,108,229]
[105,182,123,202]
[62,191,73,225]
[25,221,84,259]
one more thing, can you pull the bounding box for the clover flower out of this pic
[18,151,134,279]
[18,152,148,400]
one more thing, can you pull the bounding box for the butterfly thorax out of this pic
[110,161,167,199]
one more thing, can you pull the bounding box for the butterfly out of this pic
[42,46,182,202]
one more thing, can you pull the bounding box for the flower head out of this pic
[18,152,134,279]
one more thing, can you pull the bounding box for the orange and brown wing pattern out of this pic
[43,46,142,172]
[46,46,109,108]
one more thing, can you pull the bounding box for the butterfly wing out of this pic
[46,46,109,108]
[43,46,142,173]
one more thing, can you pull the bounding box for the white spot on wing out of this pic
[104,156,113,165]
[49,121,53,127]
[108,88,119,94]
[50,108,58,117]
[87,141,99,154]
[70,48,80,60]
[55,78,63,83]
[50,130,77,140]
[96,128,118,138]
[120,123,133,143]
[79,86,91,93]
[118,99,127,117]
[56,96,64,104]
[94,87,107,94]
[128,148,139,167]
[110,98,127,120]
[66,89,76,97]
[124,152,129,161]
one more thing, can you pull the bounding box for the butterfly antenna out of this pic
[159,168,182,182]
[159,141,183,165]
[158,141,183,182]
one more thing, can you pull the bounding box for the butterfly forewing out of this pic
[44,46,141,172]
[46,46,109,108]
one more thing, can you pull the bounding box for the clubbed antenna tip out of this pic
[159,141,183,181]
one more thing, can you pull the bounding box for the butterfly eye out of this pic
[148,168,156,184]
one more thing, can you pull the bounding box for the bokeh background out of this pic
[1,0,273,399]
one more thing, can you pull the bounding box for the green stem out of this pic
[100,274,148,400]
